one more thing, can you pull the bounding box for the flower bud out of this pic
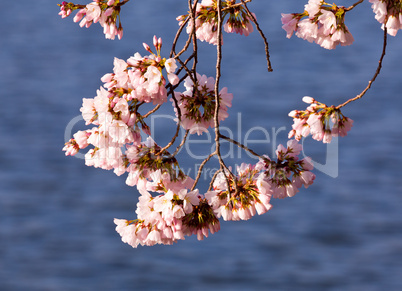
[143,42,152,53]
[117,27,123,40]
[302,96,315,104]
[288,110,298,117]
[153,35,158,48]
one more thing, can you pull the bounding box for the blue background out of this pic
[1,1,402,290]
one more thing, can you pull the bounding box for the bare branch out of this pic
[214,0,236,195]
[345,0,365,11]
[172,130,189,157]
[222,0,252,11]
[208,169,222,191]
[240,0,273,72]
[191,152,217,191]
[142,104,161,119]
[337,25,387,109]
[219,134,264,159]
[170,16,191,58]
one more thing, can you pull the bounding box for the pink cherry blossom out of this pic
[369,0,402,36]
[289,97,353,143]
[58,2,72,18]
[73,130,89,149]
[60,0,127,40]
[173,73,233,135]
[85,2,102,23]
[164,58,177,74]
[224,12,256,37]
[283,2,355,49]
[281,13,299,38]
[209,163,273,221]
[259,140,315,199]
[304,0,322,17]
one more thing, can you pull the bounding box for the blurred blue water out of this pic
[1,1,402,290]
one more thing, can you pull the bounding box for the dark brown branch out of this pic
[191,152,217,191]
[142,104,161,119]
[241,0,273,72]
[176,53,194,74]
[189,0,199,84]
[222,0,252,11]
[219,134,264,159]
[208,169,222,191]
[213,0,236,194]
[336,25,387,109]
[157,123,182,155]
[170,16,190,58]
[345,0,364,11]
[116,0,131,7]
[172,130,190,157]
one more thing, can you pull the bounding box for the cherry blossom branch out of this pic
[222,0,252,11]
[60,0,401,248]
[157,1,201,156]
[170,16,190,58]
[219,133,264,159]
[336,26,388,109]
[115,0,131,8]
[157,122,182,155]
[345,0,365,11]
[142,55,194,122]
[240,0,273,72]
[175,53,195,76]
[142,104,161,119]
[174,56,196,85]
[214,0,237,195]
[208,169,222,191]
[172,130,190,157]
[190,0,200,87]
[191,152,217,191]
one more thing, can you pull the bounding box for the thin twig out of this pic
[175,53,195,77]
[191,152,217,191]
[345,0,364,11]
[222,0,252,11]
[157,123,182,155]
[190,0,199,84]
[142,104,161,119]
[170,16,191,58]
[241,0,273,72]
[175,56,196,85]
[116,0,131,7]
[219,134,264,159]
[336,25,387,109]
[208,169,222,191]
[172,130,189,157]
[214,0,236,194]
[156,1,200,156]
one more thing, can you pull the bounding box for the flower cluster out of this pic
[288,96,353,143]
[58,0,382,250]
[258,140,316,199]
[281,0,354,49]
[370,0,402,36]
[116,139,315,247]
[124,139,193,191]
[114,188,220,247]
[101,41,179,106]
[177,0,255,45]
[58,0,129,40]
[223,2,256,36]
[63,37,183,184]
[173,73,233,135]
[206,163,273,221]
